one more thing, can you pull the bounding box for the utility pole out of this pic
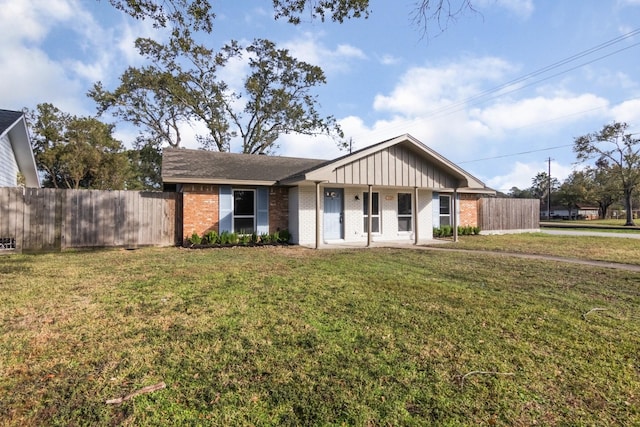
[547,157,552,220]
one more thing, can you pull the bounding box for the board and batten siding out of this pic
[328,145,458,188]
[0,187,181,253]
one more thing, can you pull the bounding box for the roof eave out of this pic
[163,177,278,186]
[7,116,40,187]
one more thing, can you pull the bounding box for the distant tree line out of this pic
[507,122,640,226]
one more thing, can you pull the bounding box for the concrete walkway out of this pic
[317,239,640,273]
[420,246,640,273]
[541,229,640,239]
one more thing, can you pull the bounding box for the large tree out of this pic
[106,1,472,32]
[29,104,134,190]
[90,37,344,153]
[555,170,592,219]
[574,122,640,226]
[586,163,621,219]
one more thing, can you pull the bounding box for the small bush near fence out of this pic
[433,225,480,238]
[186,229,291,248]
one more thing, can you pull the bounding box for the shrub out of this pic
[239,233,251,245]
[278,229,291,243]
[203,230,219,245]
[188,233,202,245]
[260,233,271,244]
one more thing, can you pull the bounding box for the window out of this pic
[233,189,255,233]
[397,193,412,232]
[363,192,380,233]
[439,195,451,226]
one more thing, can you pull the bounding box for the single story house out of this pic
[162,134,495,248]
[0,109,39,187]
[547,204,600,220]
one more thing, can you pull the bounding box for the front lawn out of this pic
[1,246,639,425]
[453,233,640,265]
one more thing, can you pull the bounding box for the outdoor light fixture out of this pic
[354,195,360,201]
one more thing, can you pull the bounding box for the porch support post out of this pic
[453,188,459,243]
[414,187,419,245]
[367,184,373,247]
[315,181,322,249]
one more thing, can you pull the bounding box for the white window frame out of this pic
[439,194,451,226]
[233,189,256,233]
[397,192,412,232]
[363,191,380,234]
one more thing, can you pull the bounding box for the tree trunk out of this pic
[624,187,635,226]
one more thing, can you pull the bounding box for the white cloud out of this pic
[282,32,367,73]
[378,54,401,65]
[0,0,75,43]
[372,57,517,117]
[470,94,610,133]
[476,0,535,19]
[610,98,640,124]
[485,160,574,192]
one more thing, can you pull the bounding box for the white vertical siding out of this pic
[0,135,19,187]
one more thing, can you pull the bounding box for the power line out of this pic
[457,143,574,164]
[349,27,640,145]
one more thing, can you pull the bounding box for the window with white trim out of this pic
[397,193,412,232]
[363,192,380,233]
[439,195,451,226]
[233,189,255,233]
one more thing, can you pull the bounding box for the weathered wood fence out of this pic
[478,197,540,232]
[0,188,182,253]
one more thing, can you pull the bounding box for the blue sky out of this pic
[2,0,640,192]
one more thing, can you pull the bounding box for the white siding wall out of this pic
[418,190,433,243]
[0,135,18,187]
[290,185,436,246]
[294,185,318,246]
[287,186,300,243]
[342,187,435,244]
[342,188,362,242]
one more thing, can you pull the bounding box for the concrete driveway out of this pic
[541,229,640,239]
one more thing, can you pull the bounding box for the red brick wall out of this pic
[459,194,479,227]
[181,184,290,240]
[269,186,289,233]
[182,184,219,240]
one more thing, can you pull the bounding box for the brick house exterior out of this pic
[459,193,480,227]
[162,134,495,247]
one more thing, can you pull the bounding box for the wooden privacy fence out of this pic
[478,197,540,232]
[0,188,182,253]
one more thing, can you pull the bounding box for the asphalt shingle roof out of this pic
[0,109,23,136]
[162,148,328,183]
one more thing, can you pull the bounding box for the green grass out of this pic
[453,233,640,265]
[1,245,639,426]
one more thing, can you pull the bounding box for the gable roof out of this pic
[162,134,493,192]
[281,134,488,190]
[162,148,326,185]
[0,109,39,187]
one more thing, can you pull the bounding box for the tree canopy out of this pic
[28,104,159,190]
[90,35,344,153]
[574,122,640,226]
[106,1,473,32]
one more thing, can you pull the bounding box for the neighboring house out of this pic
[548,204,600,220]
[162,134,495,248]
[0,109,39,187]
